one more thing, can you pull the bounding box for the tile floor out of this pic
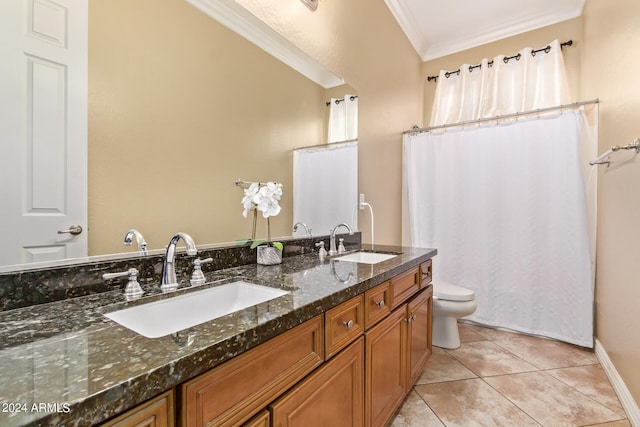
[391,322,630,427]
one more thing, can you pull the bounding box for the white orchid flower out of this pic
[241,182,260,217]
[255,182,282,218]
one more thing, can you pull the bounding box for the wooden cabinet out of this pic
[365,308,407,427]
[142,261,431,427]
[100,390,174,427]
[365,285,433,427]
[364,281,391,330]
[324,295,364,359]
[270,337,364,427]
[406,286,433,390]
[181,316,323,427]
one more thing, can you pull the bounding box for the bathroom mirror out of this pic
[0,0,357,271]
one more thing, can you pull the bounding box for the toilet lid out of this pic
[434,281,475,302]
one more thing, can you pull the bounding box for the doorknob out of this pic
[57,225,83,235]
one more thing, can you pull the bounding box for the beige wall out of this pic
[236,0,424,246]
[89,0,327,255]
[582,0,640,403]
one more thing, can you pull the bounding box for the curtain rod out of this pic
[326,95,358,106]
[294,139,357,151]
[427,40,573,82]
[403,99,599,135]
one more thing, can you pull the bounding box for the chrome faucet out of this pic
[161,232,197,291]
[328,223,353,255]
[123,229,148,256]
[292,222,312,237]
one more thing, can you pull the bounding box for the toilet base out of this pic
[433,316,463,349]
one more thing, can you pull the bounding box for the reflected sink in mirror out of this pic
[333,251,398,264]
[104,281,289,338]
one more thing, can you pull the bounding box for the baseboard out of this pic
[595,338,640,426]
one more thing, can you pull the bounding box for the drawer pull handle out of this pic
[342,320,354,330]
[375,300,385,307]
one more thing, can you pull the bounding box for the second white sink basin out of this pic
[104,281,288,338]
[334,251,397,264]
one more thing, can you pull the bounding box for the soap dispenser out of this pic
[190,257,213,286]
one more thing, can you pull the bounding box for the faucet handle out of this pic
[338,238,346,253]
[103,268,143,299]
[190,258,213,286]
[315,241,327,260]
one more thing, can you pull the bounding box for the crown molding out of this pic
[185,0,344,88]
[385,0,586,62]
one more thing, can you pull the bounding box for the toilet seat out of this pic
[434,281,475,302]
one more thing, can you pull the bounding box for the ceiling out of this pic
[384,0,586,61]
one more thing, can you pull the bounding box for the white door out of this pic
[0,0,88,266]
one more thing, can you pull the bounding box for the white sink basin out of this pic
[104,281,288,338]
[334,252,397,264]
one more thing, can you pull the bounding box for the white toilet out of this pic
[432,281,477,349]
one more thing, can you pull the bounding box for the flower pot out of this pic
[257,246,282,266]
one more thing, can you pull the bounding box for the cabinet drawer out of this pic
[325,295,364,359]
[364,281,391,330]
[181,316,323,427]
[420,259,433,287]
[390,267,420,309]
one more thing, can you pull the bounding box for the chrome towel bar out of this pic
[589,138,640,167]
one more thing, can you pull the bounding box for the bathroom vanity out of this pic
[0,239,436,427]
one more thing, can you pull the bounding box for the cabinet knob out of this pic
[405,315,416,323]
[342,320,354,330]
[375,300,385,307]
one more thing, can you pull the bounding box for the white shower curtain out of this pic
[328,94,358,143]
[293,142,358,237]
[403,109,597,347]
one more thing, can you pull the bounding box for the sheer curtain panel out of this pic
[328,94,358,143]
[430,40,571,126]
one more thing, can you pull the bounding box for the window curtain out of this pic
[293,142,358,237]
[328,94,358,143]
[430,39,571,126]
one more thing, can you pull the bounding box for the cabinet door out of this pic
[365,308,407,427]
[100,390,174,427]
[270,337,364,427]
[406,287,433,390]
[242,410,269,427]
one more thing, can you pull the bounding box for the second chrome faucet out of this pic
[328,223,353,256]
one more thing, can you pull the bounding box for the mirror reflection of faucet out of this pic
[292,222,312,238]
[330,259,353,283]
[161,232,198,292]
[123,229,148,256]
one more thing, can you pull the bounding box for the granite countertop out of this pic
[0,244,436,426]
